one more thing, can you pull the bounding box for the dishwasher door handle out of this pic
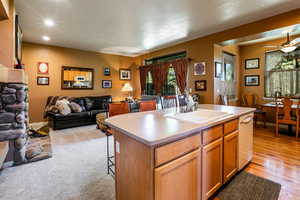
[240,116,253,124]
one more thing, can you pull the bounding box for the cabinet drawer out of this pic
[202,125,223,146]
[155,134,201,167]
[224,119,238,135]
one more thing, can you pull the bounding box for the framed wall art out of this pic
[61,66,94,89]
[37,77,49,85]
[102,80,112,88]
[37,62,49,74]
[194,62,206,76]
[119,69,131,80]
[195,80,207,91]
[244,75,260,86]
[104,67,110,76]
[245,58,259,69]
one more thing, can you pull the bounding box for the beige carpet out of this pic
[0,125,115,200]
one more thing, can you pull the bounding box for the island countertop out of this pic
[105,104,255,146]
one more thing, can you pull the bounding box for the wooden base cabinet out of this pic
[202,138,223,200]
[223,131,239,183]
[113,118,242,200]
[155,149,201,200]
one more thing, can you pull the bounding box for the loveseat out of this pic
[46,95,112,130]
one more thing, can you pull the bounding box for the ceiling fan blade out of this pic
[291,37,300,45]
[264,45,280,48]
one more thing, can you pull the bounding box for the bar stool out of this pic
[98,102,129,177]
[139,100,157,112]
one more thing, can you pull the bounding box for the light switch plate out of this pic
[116,141,120,153]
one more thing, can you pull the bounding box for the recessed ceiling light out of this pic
[42,36,50,41]
[44,19,55,27]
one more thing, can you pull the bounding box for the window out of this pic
[265,49,300,98]
[145,71,155,95]
[144,51,186,95]
[162,67,177,95]
[145,67,178,95]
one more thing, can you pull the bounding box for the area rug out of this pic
[25,134,52,163]
[217,171,281,200]
[14,124,53,165]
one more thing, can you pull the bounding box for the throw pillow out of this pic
[69,102,82,113]
[84,98,94,111]
[72,98,86,112]
[48,105,59,113]
[56,99,71,115]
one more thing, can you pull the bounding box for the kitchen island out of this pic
[105,104,255,200]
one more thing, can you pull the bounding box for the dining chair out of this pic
[275,97,300,138]
[242,94,267,128]
[139,100,157,112]
[161,95,178,109]
[108,102,130,117]
[218,95,229,106]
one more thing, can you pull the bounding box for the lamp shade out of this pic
[121,83,133,92]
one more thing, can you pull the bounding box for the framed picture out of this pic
[104,67,110,76]
[119,69,131,80]
[245,75,260,86]
[102,80,112,88]
[15,15,23,65]
[215,62,223,78]
[195,80,207,91]
[224,63,234,81]
[245,58,259,69]
[194,62,206,75]
[37,62,49,74]
[37,77,49,85]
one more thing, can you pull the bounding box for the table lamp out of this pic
[121,83,133,101]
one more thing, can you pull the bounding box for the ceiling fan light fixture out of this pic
[281,45,297,53]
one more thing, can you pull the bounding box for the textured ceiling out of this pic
[15,0,300,57]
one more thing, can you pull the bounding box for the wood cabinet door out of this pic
[223,131,239,183]
[155,149,201,200]
[202,138,223,200]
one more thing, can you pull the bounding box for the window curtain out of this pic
[171,59,188,94]
[265,50,300,97]
[139,58,189,95]
[150,63,169,95]
[139,66,151,94]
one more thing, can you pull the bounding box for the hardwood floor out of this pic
[245,125,300,200]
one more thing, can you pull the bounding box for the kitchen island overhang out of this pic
[105,104,256,146]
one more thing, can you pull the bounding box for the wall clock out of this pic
[37,62,49,74]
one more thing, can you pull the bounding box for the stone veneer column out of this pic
[0,65,28,165]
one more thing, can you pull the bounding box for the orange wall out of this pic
[239,34,300,103]
[135,8,300,104]
[22,42,138,122]
[0,0,15,68]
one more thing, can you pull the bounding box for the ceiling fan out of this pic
[264,33,300,53]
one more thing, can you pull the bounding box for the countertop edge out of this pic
[105,108,255,147]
